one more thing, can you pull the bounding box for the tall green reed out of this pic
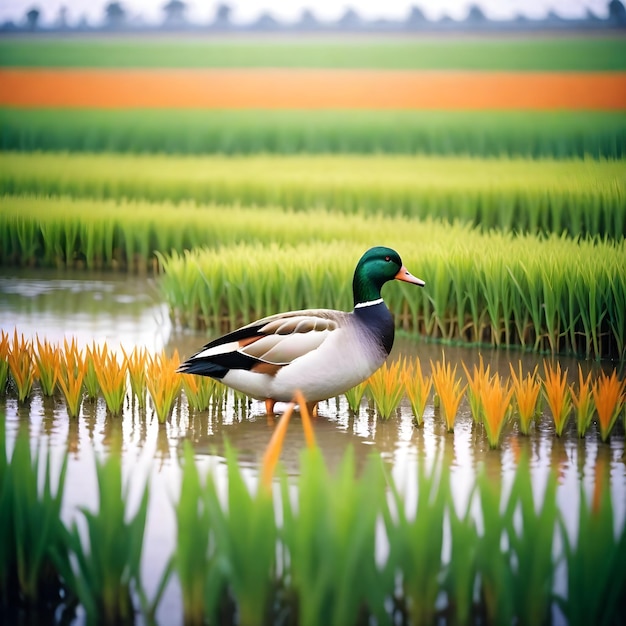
[207,447,277,626]
[174,444,214,626]
[558,467,626,626]
[506,457,559,625]
[384,457,449,624]
[57,453,150,625]
[284,447,389,626]
[0,418,72,610]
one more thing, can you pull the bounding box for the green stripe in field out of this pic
[1,152,624,238]
[2,109,624,159]
[1,36,625,70]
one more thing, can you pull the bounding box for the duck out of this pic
[177,246,425,415]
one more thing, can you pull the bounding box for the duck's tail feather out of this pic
[177,359,228,379]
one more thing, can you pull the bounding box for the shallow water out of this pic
[1,269,625,624]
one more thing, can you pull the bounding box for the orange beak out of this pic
[394,265,425,287]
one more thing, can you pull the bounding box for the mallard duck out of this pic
[177,246,425,414]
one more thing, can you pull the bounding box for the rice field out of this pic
[1,153,624,238]
[3,109,624,158]
[2,35,625,70]
[1,151,625,358]
[2,31,625,625]
[2,329,624,436]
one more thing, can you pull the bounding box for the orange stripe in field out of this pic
[1,69,625,110]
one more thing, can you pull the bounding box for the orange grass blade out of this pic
[7,330,36,402]
[480,373,514,449]
[146,351,182,422]
[34,335,59,396]
[84,342,107,401]
[402,357,432,426]
[367,358,405,420]
[592,370,626,442]
[570,364,595,438]
[261,401,295,491]
[542,361,572,437]
[509,362,541,435]
[462,355,491,423]
[58,362,85,418]
[95,352,127,416]
[430,355,467,432]
[295,390,316,449]
[122,345,148,408]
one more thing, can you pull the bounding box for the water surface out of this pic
[1,269,624,624]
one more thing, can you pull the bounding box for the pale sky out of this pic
[0,0,613,28]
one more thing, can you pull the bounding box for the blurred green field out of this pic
[1,35,625,70]
[2,152,623,238]
[2,109,625,158]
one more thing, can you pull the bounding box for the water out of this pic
[1,268,625,624]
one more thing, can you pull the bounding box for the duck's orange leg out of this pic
[265,398,276,415]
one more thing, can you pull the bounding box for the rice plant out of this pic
[443,489,478,625]
[592,370,626,442]
[480,373,514,449]
[475,470,515,624]
[462,355,491,423]
[570,365,596,438]
[122,346,148,409]
[174,444,213,626]
[558,468,626,626]
[383,456,449,624]
[34,335,59,397]
[7,330,35,403]
[509,363,542,435]
[367,358,405,420]
[343,379,368,413]
[146,351,182,423]
[95,351,126,417]
[181,373,215,412]
[207,446,277,626]
[2,410,626,624]
[56,453,150,625]
[284,447,389,626]
[505,456,559,625]
[402,356,432,426]
[430,356,467,432]
[260,395,317,491]
[0,419,72,610]
[57,348,85,420]
[84,343,105,402]
[543,361,572,436]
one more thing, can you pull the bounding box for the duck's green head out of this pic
[352,246,425,306]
